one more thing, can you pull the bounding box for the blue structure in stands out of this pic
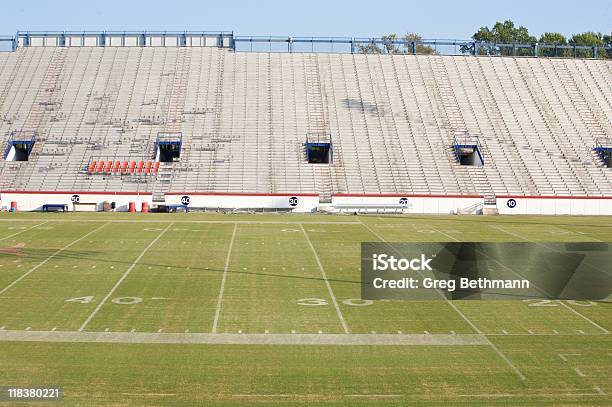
[594,138,612,168]
[3,131,35,161]
[305,133,333,164]
[154,132,183,162]
[453,134,484,167]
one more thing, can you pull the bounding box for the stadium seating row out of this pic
[87,160,160,175]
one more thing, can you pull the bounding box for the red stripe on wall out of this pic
[332,193,484,198]
[497,195,612,200]
[164,192,319,197]
[0,191,151,196]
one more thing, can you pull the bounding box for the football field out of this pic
[0,212,610,405]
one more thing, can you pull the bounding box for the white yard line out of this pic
[0,219,360,225]
[300,224,349,334]
[0,221,48,242]
[457,387,606,397]
[212,224,237,334]
[559,304,609,334]
[0,330,488,345]
[362,221,527,380]
[491,224,611,277]
[0,223,108,296]
[78,223,173,331]
[490,225,610,334]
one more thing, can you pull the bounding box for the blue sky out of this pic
[1,0,610,39]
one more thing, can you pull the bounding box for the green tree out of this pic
[569,32,605,58]
[604,33,612,58]
[570,31,604,46]
[466,20,537,56]
[355,33,436,55]
[382,34,402,54]
[403,33,436,55]
[354,34,399,54]
[538,32,567,57]
[355,42,383,54]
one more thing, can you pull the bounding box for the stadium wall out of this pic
[3,192,612,215]
[0,192,151,212]
[331,195,484,214]
[164,193,320,212]
[497,196,612,215]
[0,192,320,213]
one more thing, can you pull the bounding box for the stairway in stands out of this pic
[151,48,191,204]
[14,48,67,189]
[431,56,495,200]
[152,162,173,202]
[304,54,333,203]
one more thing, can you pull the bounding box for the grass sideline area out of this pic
[0,212,610,405]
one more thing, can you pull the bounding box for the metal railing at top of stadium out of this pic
[0,31,235,51]
[233,36,612,58]
[0,32,610,59]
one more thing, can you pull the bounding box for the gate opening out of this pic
[155,132,182,163]
[453,134,484,167]
[305,132,333,164]
[306,143,331,164]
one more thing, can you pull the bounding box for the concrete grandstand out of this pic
[0,31,610,214]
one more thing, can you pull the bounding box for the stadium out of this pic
[0,18,610,407]
[0,31,610,214]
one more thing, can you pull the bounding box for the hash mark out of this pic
[574,367,586,377]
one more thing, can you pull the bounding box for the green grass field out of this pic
[0,212,610,405]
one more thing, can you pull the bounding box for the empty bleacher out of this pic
[0,46,610,198]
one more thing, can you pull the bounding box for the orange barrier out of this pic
[145,161,152,174]
[96,161,104,173]
[137,161,144,173]
[112,161,120,173]
[121,161,128,173]
[88,161,97,173]
[141,202,149,213]
[153,162,160,173]
[129,161,136,173]
[128,202,136,213]
[104,161,113,173]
